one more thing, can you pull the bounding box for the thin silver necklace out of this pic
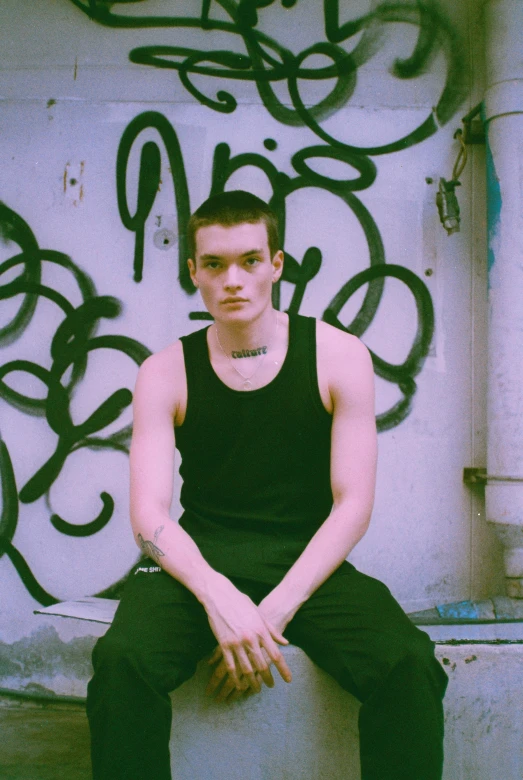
[214,315,279,391]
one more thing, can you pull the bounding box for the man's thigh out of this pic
[284,562,437,701]
[94,560,217,690]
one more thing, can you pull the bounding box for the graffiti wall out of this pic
[0,0,504,694]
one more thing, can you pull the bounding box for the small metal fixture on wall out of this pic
[436,129,467,235]
[436,104,485,235]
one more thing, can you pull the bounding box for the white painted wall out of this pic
[0,0,505,691]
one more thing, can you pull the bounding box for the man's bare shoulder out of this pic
[134,340,186,417]
[140,339,183,375]
[315,319,374,412]
[139,340,184,379]
[316,319,372,368]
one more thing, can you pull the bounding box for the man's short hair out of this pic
[187,190,280,259]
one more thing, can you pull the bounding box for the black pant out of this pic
[87,560,448,780]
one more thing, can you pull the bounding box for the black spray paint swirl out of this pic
[68,0,467,151]
[0,203,150,602]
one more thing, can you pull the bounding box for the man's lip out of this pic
[221,298,248,304]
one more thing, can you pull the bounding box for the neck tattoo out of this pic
[215,316,279,391]
[232,347,267,359]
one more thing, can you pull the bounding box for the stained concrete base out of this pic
[3,637,523,780]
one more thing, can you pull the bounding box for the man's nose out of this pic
[224,264,242,289]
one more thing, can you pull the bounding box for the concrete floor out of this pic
[0,698,91,780]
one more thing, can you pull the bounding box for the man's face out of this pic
[188,221,284,324]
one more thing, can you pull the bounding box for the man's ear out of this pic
[187,258,198,288]
[271,250,284,283]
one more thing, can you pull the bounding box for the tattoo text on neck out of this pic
[232,346,268,358]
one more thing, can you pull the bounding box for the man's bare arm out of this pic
[259,329,377,628]
[130,348,221,603]
[130,346,291,692]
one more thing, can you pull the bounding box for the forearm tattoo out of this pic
[137,525,165,565]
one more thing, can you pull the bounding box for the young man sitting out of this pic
[87,190,448,780]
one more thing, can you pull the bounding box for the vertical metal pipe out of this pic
[483,0,523,597]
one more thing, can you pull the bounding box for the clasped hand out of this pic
[204,577,292,703]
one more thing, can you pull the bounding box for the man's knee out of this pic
[90,628,198,698]
[392,630,448,698]
[91,629,160,690]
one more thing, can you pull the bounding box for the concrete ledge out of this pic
[27,601,523,780]
[170,645,361,780]
[167,642,523,780]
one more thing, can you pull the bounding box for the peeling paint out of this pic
[19,681,57,698]
[0,626,96,683]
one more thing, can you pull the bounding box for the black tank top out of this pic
[176,314,333,583]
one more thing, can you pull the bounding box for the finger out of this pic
[245,644,274,689]
[261,639,293,683]
[256,663,274,689]
[248,672,264,696]
[207,645,222,666]
[235,647,260,693]
[265,621,289,646]
[205,659,229,697]
[226,672,262,704]
[273,653,292,683]
[226,683,252,703]
[221,647,240,688]
[259,649,275,688]
[227,687,246,703]
[215,674,240,704]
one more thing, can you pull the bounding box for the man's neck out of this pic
[212,307,280,356]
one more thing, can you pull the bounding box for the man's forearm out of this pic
[134,508,293,692]
[131,508,226,609]
[264,500,372,626]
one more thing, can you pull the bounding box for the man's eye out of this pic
[245,257,260,266]
[205,262,220,269]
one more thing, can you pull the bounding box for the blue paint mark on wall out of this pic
[485,120,502,280]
